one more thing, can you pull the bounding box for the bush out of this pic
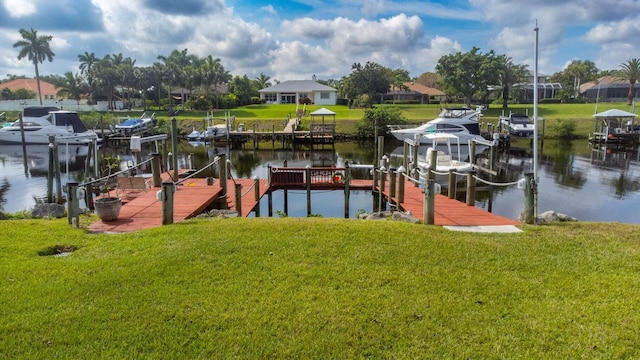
[336,98,349,106]
[299,97,313,105]
[550,119,577,139]
[355,106,408,138]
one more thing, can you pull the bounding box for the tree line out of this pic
[5,28,640,110]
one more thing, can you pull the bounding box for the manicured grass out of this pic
[151,102,636,138]
[1,218,639,358]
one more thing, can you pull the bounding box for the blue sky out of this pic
[0,0,638,82]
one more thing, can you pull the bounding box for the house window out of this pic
[264,93,277,102]
[320,92,330,99]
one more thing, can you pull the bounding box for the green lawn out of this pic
[4,102,636,138]
[153,102,637,138]
[2,217,640,358]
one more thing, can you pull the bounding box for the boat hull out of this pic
[0,131,98,145]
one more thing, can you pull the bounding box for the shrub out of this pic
[550,119,577,139]
[356,106,408,138]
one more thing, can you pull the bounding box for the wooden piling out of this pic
[161,181,174,225]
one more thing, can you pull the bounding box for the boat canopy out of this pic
[23,106,59,118]
[51,112,89,133]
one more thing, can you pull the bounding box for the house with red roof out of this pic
[0,78,59,100]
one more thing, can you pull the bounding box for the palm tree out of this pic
[78,51,97,103]
[497,55,528,108]
[13,28,55,105]
[93,56,119,110]
[199,55,231,109]
[254,72,272,89]
[616,58,640,105]
[56,72,88,107]
[158,49,198,109]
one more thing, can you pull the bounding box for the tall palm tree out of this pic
[56,72,88,107]
[93,56,120,110]
[199,55,231,109]
[616,58,640,105]
[13,28,55,105]
[158,49,198,109]
[78,51,97,103]
[497,55,528,108]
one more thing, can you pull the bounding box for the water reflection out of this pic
[1,139,639,223]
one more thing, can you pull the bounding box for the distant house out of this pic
[258,78,338,105]
[382,82,446,104]
[170,84,229,105]
[0,78,59,100]
[513,72,562,101]
[580,75,640,102]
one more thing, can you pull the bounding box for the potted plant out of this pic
[94,155,122,221]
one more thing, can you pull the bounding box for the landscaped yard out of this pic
[1,217,639,358]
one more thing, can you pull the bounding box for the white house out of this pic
[258,78,338,105]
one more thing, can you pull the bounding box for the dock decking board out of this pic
[89,178,269,233]
[88,171,518,233]
[379,176,519,226]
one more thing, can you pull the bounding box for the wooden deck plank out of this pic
[380,176,520,226]
[88,168,518,233]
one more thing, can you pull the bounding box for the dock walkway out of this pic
[88,177,269,233]
[378,177,520,226]
[88,168,518,233]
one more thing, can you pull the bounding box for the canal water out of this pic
[1,139,638,224]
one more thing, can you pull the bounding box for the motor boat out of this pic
[114,112,155,135]
[187,128,201,141]
[200,124,228,141]
[0,106,98,145]
[389,107,485,144]
[413,133,475,186]
[499,113,534,137]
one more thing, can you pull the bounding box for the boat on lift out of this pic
[389,107,486,145]
[416,133,474,184]
[114,112,155,135]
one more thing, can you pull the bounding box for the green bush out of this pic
[550,119,577,139]
[356,106,408,138]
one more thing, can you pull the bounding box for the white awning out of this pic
[593,109,637,118]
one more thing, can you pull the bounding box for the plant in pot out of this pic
[94,155,122,221]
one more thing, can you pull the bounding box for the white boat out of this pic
[499,113,534,137]
[114,112,154,135]
[417,133,474,182]
[0,106,98,145]
[200,124,228,141]
[187,128,201,141]
[389,107,485,144]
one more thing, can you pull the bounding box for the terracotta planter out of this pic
[94,197,122,221]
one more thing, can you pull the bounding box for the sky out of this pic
[0,0,638,83]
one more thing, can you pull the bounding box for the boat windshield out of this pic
[510,115,531,124]
[440,107,475,118]
[52,112,89,133]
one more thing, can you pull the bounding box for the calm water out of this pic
[1,139,639,224]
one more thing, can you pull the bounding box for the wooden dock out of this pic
[378,177,520,226]
[87,166,518,233]
[88,178,269,233]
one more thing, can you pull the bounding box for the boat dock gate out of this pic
[74,152,521,233]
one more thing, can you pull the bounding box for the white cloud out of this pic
[584,17,640,44]
[3,0,36,17]
[260,5,277,15]
[5,0,640,82]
